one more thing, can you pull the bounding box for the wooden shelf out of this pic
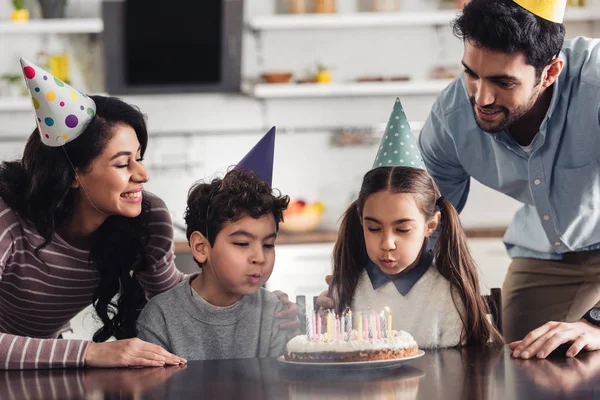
[248,7,600,31]
[243,80,454,99]
[0,18,103,34]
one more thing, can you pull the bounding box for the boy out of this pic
[137,128,291,359]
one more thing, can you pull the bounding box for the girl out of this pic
[0,59,297,370]
[328,99,502,348]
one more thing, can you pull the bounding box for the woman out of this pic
[0,60,297,369]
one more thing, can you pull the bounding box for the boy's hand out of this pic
[85,338,187,368]
[273,290,301,338]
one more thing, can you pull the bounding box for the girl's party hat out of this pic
[373,98,425,170]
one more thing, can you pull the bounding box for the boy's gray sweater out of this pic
[137,274,288,360]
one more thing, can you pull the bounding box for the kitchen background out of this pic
[1,0,599,338]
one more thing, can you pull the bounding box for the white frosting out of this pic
[287,330,417,353]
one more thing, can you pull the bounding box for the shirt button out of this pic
[534,179,541,185]
[554,241,561,247]
[543,215,550,221]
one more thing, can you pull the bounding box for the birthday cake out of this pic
[284,308,419,363]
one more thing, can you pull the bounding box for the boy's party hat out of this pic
[235,126,276,186]
[373,98,425,170]
[20,58,96,147]
[513,0,566,23]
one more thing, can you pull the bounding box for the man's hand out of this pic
[510,320,600,359]
[273,290,301,338]
[515,350,600,393]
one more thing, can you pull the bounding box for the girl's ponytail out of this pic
[331,200,369,315]
[436,197,503,346]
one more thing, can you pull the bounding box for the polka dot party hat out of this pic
[20,58,96,147]
[373,98,425,170]
[513,0,566,23]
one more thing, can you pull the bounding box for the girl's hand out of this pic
[273,290,301,338]
[317,275,335,315]
[85,338,187,368]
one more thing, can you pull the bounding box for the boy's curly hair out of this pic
[184,168,290,253]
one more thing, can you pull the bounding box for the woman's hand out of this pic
[85,338,187,368]
[273,290,301,338]
[85,365,186,395]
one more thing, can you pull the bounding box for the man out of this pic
[418,0,600,358]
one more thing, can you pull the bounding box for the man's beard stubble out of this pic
[469,86,541,134]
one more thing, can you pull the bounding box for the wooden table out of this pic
[2,346,599,399]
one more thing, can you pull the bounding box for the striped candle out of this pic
[317,314,322,342]
[312,311,317,342]
[306,311,311,341]
[348,309,353,333]
[327,311,333,342]
[376,312,382,340]
[384,306,392,339]
[381,311,387,339]
[333,314,337,342]
[357,312,362,340]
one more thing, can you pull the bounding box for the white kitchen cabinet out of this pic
[267,243,335,307]
[267,238,512,306]
[467,238,511,294]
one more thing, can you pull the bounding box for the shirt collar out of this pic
[365,250,433,296]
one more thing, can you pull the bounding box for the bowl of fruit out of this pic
[281,199,326,233]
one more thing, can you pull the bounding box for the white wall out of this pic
[1,0,598,231]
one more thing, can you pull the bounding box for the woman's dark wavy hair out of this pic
[0,95,151,342]
[453,0,566,79]
[331,167,503,347]
[184,168,289,267]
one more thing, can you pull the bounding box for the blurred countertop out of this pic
[173,226,506,253]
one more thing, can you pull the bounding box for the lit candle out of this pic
[371,313,377,341]
[380,311,387,339]
[376,311,381,340]
[385,306,392,339]
[312,311,317,342]
[341,312,345,341]
[363,315,369,340]
[348,309,353,333]
[333,314,337,342]
[327,311,333,342]
[357,312,362,340]
[317,314,322,342]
